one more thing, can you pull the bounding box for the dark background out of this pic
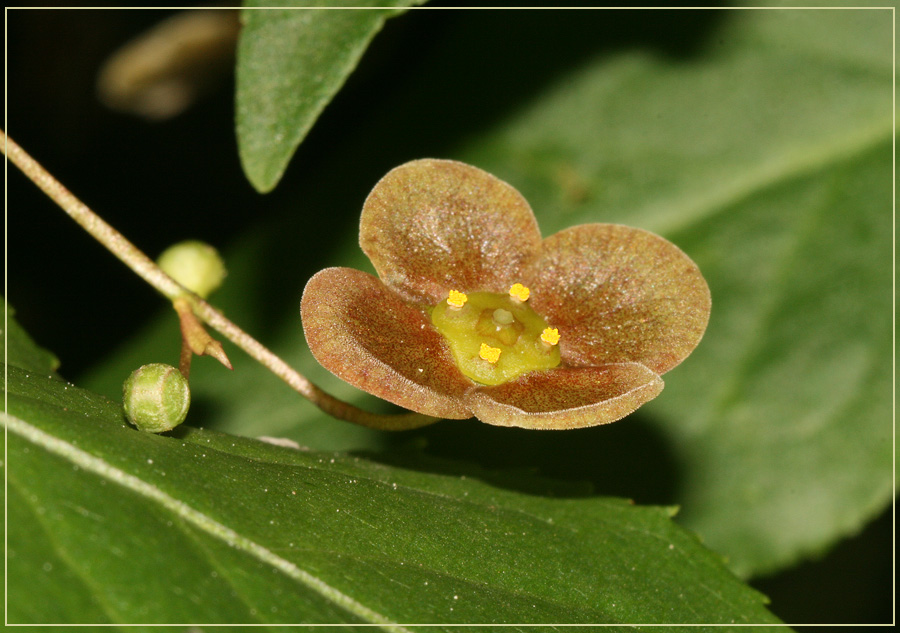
[6,6,892,626]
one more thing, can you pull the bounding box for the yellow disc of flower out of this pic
[431,291,561,385]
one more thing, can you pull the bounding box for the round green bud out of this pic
[157,240,226,298]
[123,363,191,433]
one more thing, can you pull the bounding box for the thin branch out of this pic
[3,129,437,431]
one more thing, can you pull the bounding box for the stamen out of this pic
[447,289,468,309]
[479,343,501,364]
[541,327,560,346]
[508,283,530,302]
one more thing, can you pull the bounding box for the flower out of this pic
[301,159,710,430]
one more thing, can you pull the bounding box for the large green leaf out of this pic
[452,8,893,578]
[236,1,420,193]
[4,362,782,626]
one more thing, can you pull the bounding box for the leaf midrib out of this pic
[2,412,415,633]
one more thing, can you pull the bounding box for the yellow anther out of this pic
[447,290,468,309]
[508,283,530,302]
[479,343,502,364]
[541,327,560,346]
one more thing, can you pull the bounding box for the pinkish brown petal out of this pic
[524,224,711,375]
[360,159,543,305]
[466,364,664,429]
[301,267,474,418]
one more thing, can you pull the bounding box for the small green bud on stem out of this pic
[158,241,232,377]
[157,240,226,299]
[123,363,191,433]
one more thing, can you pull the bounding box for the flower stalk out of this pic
[173,296,232,379]
[2,129,437,431]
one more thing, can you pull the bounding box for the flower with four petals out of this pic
[301,159,710,429]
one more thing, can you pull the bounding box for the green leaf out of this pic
[236,2,420,193]
[452,8,892,577]
[5,366,782,626]
[3,297,60,375]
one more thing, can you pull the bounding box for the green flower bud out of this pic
[123,363,190,433]
[157,240,226,298]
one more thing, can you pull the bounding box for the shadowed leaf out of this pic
[236,2,420,192]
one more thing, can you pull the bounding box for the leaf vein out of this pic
[2,412,415,632]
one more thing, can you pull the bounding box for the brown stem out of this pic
[3,129,438,431]
[173,297,232,370]
[179,338,193,382]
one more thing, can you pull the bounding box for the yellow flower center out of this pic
[431,284,561,385]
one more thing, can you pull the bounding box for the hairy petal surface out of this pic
[466,364,664,430]
[301,267,473,418]
[525,224,711,375]
[360,159,543,305]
